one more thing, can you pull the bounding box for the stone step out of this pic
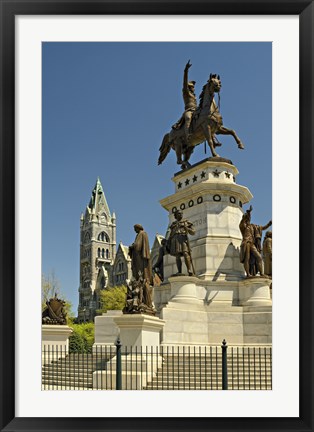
[42,384,93,390]
[42,370,95,376]
[151,372,271,380]
[159,361,271,367]
[43,354,93,359]
[42,377,93,387]
[145,375,272,383]
[42,365,271,376]
[157,365,271,372]
[148,373,271,381]
[159,362,271,367]
[42,371,94,379]
[144,384,271,390]
[42,385,94,390]
[116,355,270,360]
[42,361,271,371]
[41,372,93,381]
[161,355,271,360]
[42,365,96,372]
[44,358,111,365]
[42,351,272,390]
[42,362,108,370]
[44,355,270,363]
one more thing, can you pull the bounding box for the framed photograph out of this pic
[1,1,313,431]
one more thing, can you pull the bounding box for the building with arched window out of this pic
[77,177,163,323]
[77,178,117,322]
[112,242,132,286]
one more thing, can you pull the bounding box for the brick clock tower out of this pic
[77,178,116,322]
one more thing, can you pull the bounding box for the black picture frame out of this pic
[0,1,313,431]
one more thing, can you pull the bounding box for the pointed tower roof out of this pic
[117,241,131,261]
[88,177,111,218]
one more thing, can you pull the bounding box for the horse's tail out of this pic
[158,133,171,165]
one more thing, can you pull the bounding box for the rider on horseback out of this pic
[159,61,245,169]
[172,60,197,146]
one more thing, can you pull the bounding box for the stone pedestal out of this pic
[161,277,207,345]
[113,314,165,350]
[42,325,73,362]
[238,277,272,307]
[161,301,209,345]
[169,275,203,305]
[159,280,272,345]
[93,353,163,390]
[92,310,122,353]
[93,314,165,389]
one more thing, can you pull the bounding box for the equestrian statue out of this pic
[158,60,244,169]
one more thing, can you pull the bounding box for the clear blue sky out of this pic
[42,42,272,314]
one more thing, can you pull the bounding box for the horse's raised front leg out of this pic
[202,124,219,157]
[216,126,244,149]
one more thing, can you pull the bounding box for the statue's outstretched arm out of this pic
[261,220,272,231]
[183,60,192,90]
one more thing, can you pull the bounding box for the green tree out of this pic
[68,322,95,353]
[97,285,127,314]
[68,331,86,353]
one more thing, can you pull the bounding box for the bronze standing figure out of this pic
[128,224,153,284]
[239,206,272,278]
[126,224,155,314]
[167,210,195,276]
[262,231,272,277]
[153,238,167,282]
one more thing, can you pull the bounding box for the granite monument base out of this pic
[42,324,73,362]
[159,276,272,346]
[92,310,122,353]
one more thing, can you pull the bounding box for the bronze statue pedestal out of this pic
[168,275,202,305]
[238,277,272,307]
[113,314,165,351]
[41,324,73,362]
[92,310,122,353]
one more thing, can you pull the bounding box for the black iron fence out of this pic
[42,340,272,390]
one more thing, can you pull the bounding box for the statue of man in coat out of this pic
[128,224,153,308]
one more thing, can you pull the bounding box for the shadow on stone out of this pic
[212,242,241,282]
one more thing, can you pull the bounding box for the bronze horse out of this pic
[158,74,244,169]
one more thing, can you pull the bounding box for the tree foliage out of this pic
[68,321,95,353]
[41,271,73,318]
[98,285,127,314]
[68,331,86,353]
